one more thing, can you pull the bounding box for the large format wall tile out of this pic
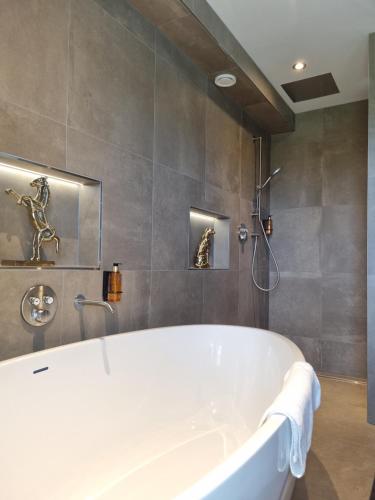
[155,54,206,181]
[271,109,324,149]
[321,340,367,379]
[202,271,239,324]
[94,0,155,49]
[269,275,322,339]
[205,85,241,194]
[287,335,321,370]
[0,99,66,168]
[69,0,155,159]
[368,176,375,275]
[240,127,256,201]
[152,164,202,270]
[67,128,153,270]
[239,199,253,271]
[203,183,240,270]
[270,101,367,379]
[368,34,375,421]
[115,271,150,332]
[271,207,322,274]
[322,143,367,207]
[367,275,375,418]
[238,269,256,327]
[322,273,366,343]
[238,269,268,329]
[321,204,366,275]
[323,100,368,148]
[150,270,203,327]
[155,30,208,92]
[0,0,69,123]
[271,141,322,210]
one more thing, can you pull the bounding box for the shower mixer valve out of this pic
[20,284,58,327]
[238,224,249,243]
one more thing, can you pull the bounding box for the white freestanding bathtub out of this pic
[0,325,304,500]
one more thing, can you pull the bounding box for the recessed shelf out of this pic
[189,207,230,270]
[0,153,102,269]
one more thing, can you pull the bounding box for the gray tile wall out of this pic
[368,33,375,423]
[270,101,368,379]
[0,0,268,361]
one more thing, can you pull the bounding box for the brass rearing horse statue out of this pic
[5,177,60,262]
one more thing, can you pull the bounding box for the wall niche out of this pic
[189,208,230,270]
[0,153,101,269]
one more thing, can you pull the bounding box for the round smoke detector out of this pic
[214,73,237,88]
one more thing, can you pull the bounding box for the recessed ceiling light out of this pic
[293,61,306,71]
[214,73,237,87]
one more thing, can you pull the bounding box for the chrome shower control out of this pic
[29,297,40,306]
[238,224,249,243]
[21,285,57,327]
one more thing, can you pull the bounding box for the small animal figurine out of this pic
[194,227,215,269]
[5,177,60,262]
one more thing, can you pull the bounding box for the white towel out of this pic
[259,361,321,478]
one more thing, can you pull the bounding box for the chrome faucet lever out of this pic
[74,294,115,314]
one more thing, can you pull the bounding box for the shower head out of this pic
[258,167,282,190]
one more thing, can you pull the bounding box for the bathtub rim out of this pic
[0,324,304,368]
[175,413,289,500]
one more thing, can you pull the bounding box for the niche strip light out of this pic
[0,161,84,187]
[190,209,217,223]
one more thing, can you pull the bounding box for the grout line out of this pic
[67,124,153,164]
[154,34,207,95]
[60,271,66,347]
[65,0,72,170]
[237,118,244,324]
[319,340,323,372]
[155,158,203,184]
[148,44,158,328]
[91,0,155,53]
[0,96,66,128]
[198,75,209,322]
[203,93,209,203]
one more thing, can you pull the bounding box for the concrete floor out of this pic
[292,376,375,500]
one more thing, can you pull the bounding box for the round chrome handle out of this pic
[29,297,40,306]
[43,296,54,305]
[238,224,249,242]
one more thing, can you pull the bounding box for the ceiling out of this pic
[207,0,375,113]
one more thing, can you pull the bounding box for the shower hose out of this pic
[251,192,280,292]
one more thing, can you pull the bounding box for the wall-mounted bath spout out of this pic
[74,294,115,314]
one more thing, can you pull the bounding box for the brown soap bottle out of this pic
[263,215,273,236]
[107,262,122,302]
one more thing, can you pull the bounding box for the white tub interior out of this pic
[0,325,303,499]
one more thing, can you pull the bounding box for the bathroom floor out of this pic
[292,376,375,500]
